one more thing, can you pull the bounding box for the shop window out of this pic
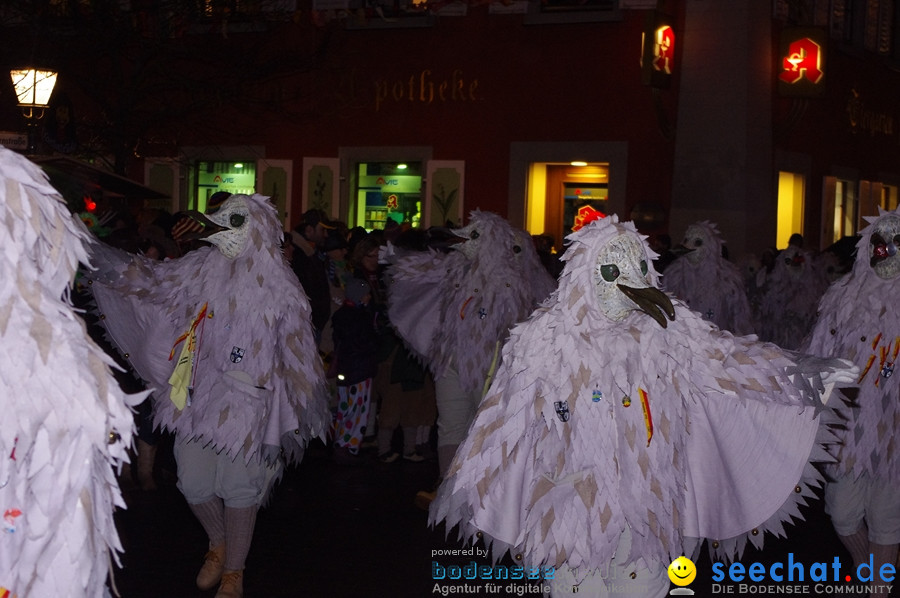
[191,160,257,213]
[823,175,858,245]
[352,161,423,230]
[880,183,898,211]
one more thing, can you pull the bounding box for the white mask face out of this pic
[869,214,900,280]
[682,223,710,265]
[205,196,251,259]
[780,246,806,280]
[451,220,480,260]
[593,233,651,321]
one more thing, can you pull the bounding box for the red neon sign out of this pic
[779,37,823,85]
[653,25,675,75]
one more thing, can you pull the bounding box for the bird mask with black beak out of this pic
[175,195,253,259]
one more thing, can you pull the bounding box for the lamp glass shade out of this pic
[10,69,57,107]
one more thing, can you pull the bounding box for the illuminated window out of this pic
[352,161,422,231]
[191,161,257,213]
[777,171,805,248]
[825,176,858,244]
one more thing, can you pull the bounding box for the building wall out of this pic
[670,0,774,261]
[162,6,681,232]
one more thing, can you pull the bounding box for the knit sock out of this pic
[376,426,394,455]
[437,444,458,480]
[416,425,430,446]
[402,426,417,455]
[224,505,259,571]
[869,543,898,597]
[838,527,870,570]
[189,497,226,548]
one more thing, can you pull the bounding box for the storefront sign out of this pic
[0,132,27,151]
[778,28,826,97]
[846,88,895,138]
[374,69,479,112]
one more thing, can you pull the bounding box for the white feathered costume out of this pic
[757,243,830,350]
[85,193,330,467]
[386,210,557,393]
[805,207,900,488]
[662,220,755,335]
[430,215,856,597]
[0,147,145,597]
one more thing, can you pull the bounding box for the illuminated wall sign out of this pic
[641,11,675,88]
[653,25,675,75]
[778,28,826,97]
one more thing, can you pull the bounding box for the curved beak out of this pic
[618,284,676,328]
[173,210,228,242]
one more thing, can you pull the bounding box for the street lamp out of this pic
[9,68,57,154]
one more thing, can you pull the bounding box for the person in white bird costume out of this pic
[757,241,830,350]
[430,214,858,598]
[0,147,146,597]
[385,210,556,503]
[804,207,900,598]
[662,220,755,335]
[84,192,330,598]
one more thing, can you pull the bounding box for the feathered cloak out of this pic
[387,210,556,392]
[431,217,834,578]
[86,194,330,465]
[0,148,145,597]
[757,246,829,350]
[804,209,900,483]
[662,222,755,335]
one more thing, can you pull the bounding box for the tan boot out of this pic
[196,543,226,590]
[215,569,244,598]
[136,439,157,491]
[414,489,436,511]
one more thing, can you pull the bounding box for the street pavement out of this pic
[111,435,897,598]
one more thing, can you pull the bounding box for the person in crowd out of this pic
[331,277,380,461]
[804,207,900,598]
[649,232,677,272]
[430,214,857,598]
[290,208,333,345]
[661,220,755,335]
[85,193,330,598]
[532,232,564,280]
[385,210,556,508]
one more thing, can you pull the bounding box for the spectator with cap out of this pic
[289,209,333,345]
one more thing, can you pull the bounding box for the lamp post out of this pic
[9,68,57,154]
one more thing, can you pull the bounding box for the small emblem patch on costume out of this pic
[230,346,245,363]
[881,362,894,379]
[554,400,570,422]
[592,388,603,402]
[3,509,22,533]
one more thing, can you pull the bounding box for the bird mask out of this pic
[176,195,254,259]
[678,220,723,266]
[868,212,900,280]
[564,215,675,328]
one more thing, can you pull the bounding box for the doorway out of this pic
[527,162,610,252]
[507,141,628,251]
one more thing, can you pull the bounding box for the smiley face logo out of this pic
[668,555,696,586]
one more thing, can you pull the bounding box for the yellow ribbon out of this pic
[167,303,208,410]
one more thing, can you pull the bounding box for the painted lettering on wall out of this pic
[374,69,479,111]
[846,88,895,138]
